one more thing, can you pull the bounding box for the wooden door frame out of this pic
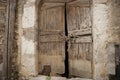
[3,0,16,79]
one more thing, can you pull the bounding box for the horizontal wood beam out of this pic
[0,0,7,5]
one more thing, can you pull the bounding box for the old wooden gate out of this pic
[67,0,92,78]
[39,0,92,78]
[39,2,65,75]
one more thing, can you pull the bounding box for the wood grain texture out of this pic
[3,0,16,79]
[38,0,92,78]
[0,5,5,79]
[43,0,72,3]
[67,0,92,78]
[70,36,92,43]
[67,5,92,36]
[39,2,65,75]
[68,43,92,78]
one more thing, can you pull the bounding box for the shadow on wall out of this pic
[108,44,120,80]
[115,45,120,80]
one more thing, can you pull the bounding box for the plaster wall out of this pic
[17,0,38,77]
[93,0,120,80]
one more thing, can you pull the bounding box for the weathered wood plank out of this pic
[40,35,65,42]
[67,0,90,7]
[68,43,92,60]
[69,43,92,78]
[68,28,92,36]
[67,0,92,78]
[67,5,92,36]
[3,0,16,79]
[67,6,77,32]
[43,0,72,3]
[41,2,64,10]
[39,42,65,56]
[71,36,92,43]
[0,3,5,80]
[0,0,7,6]
[68,0,89,3]
[40,6,64,31]
[39,3,65,75]
[39,42,65,74]
[39,31,64,35]
[0,7,6,10]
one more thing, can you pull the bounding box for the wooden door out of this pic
[66,0,92,78]
[39,2,65,75]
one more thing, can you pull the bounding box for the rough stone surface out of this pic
[16,0,120,80]
[93,0,120,80]
[17,0,38,77]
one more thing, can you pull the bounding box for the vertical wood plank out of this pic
[67,0,92,78]
[3,0,16,79]
[39,3,65,75]
[3,0,9,79]
[0,3,6,80]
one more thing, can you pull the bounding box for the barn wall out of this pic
[93,0,120,80]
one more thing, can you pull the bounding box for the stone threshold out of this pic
[29,75,92,80]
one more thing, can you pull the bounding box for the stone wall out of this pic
[93,0,120,80]
[17,0,38,78]
[11,0,19,79]
[16,0,120,80]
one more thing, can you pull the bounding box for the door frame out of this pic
[3,0,16,79]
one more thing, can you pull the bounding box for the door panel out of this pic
[39,3,65,75]
[68,42,92,78]
[67,0,92,78]
[67,3,92,36]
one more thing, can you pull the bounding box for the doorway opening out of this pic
[38,0,92,79]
